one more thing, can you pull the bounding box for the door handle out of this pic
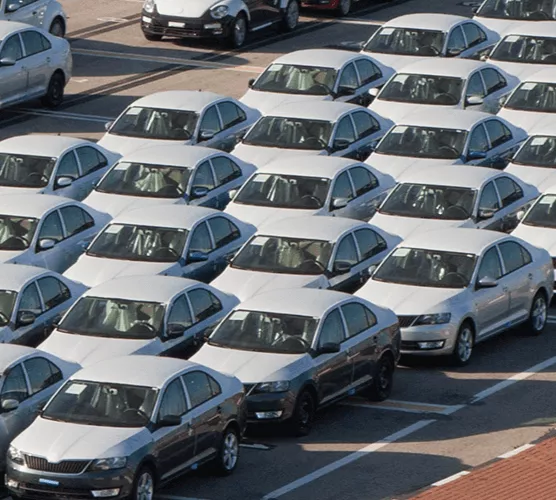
[216,405,222,413]
[502,286,509,292]
[528,273,533,280]
[347,351,361,360]
[32,10,37,14]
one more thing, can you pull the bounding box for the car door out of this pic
[163,294,195,355]
[330,115,358,158]
[483,119,518,168]
[209,156,244,210]
[460,22,490,58]
[353,59,384,106]
[445,25,467,57]
[353,227,389,282]
[196,105,224,148]
[346,166,381,219]
[493,176,525,232]
[183,221,216,282]
[334,62,360,103]
[206,216,243,276]
[12,281,47,345]
[188,160,218,208]
[213,102,250,152]
[53,149,81,197]
[36,275,73,337]
[480,68,510,113]
[59,205,97,262]
[73,146,110,201]
[464,71,487,110]
[19,30,49,97]
[32,209,66,271]
[475,180,504,231]
[327,233,361,292]
[4,0,42,25]
[21,355,64,421]
[465,123,491,166]
[0,33,28,107]
[350,111,382,161]
[328,170,356,218]
[246,0,280,27]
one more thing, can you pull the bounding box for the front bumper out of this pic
[141,10,234,38]
[399,322,458,357]
[244,385,296,424]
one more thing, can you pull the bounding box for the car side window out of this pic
[468,124,489,153]
[355,59,381,85]
[189,222,214,254]
[499,241,530,274]
[0,364,29,404]
[23,357,63,395]
[331,171,354,202]
[21,31,48,57]
[167,295,193,331]
[158,378,187,419]
[191,161,216,191]
[479,181,501,211]
[341,302,377,338]
[318,309,346,346]
[462,23,487,48]
[60,206,95,237]
[217,101,246,129]
[199,106,222,137]
[447,26,466,54]
[38,211,64,243]
[57,151,80,179]
[0,34,23,61]
[334,234,359,267]
[477,246,503,280]
[466,72,486,98]
[208,216,240,248]
[334,116,357,145]
[349,167,378,197]
[210,156,242,186]
[18,282,43,317]
[76,147,108,176]
[37,276,70,311]
[481,68,507,95]
[354,228,387,260]
[485,120,512,148]
[182,371,215,409]
[494,177,523,207]
[187,288,222,323]
[338,63,359,89]
[351,112,379,140]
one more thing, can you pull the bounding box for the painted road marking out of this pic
[11,109,114,123]
[497,443,535,459]
[240,443,273,450]
[97,17,128,22]
[431,471,470,487]
[157,496,210,500]
[341,397,460,415]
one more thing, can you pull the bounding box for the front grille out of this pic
[401,341,420,350]
[397,315,418,328]
[24,455,89,474]
[12,482,92,499]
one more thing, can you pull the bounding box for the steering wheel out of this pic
[444,205,470,219]
[279,336,309,350]
[300,195,322,208]
[443,272,468,286]
[131,322,156,333]
[418,45,440,56]
[303,137,328,149]
[7,236,29,249]
[25,172,49,186]
[527,10,551,19]
[435,93,458,105]
[307,83,331,95]
[123,408,149,420]
[438,145,459,157]
[152,247,180,259]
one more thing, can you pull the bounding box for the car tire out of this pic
[452,321,474,366]
[337,0,351,16]
[366,354,394,401]
[130,466,155,500]
[228,13,247,49]
[41,72,65,108]
[212,425,240,475]
[281,0,299,31]
[527,291,547,335]
[49,17,65,37]
[143,32,163,41]
[289,389,315,436]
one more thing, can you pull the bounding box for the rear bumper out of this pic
[141,11,234,38]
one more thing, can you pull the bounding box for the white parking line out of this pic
[12,109,114,123]
[156,495,210,500]
[341,398,461,415]
[431,471,470,487]
[497,443,535,459]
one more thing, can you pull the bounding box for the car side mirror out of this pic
[331,197,349,210]
[466,95,484,106]
[199,130,215,141]
[55,176,73,189]
[188,251,209,263]
[166,323,185,339]
[516,209,526,221]
[368,264,378,276]
[472,5,479,12]
[157,414,182,427]
[333,261,352,275]
[0,57,16,67]
[38,238,56,251]
[331,138,350,153]
[248,78,255,88]
[1,399,19,412]
[368,87,380,98]
[228,188,238,200]
[17,311,35,327]
[466,150,487,161]
[476,276,498,289]
[446,48,463,57]
[5,3,19,12]
[190,186,209,199]
[477,208,496,220]
[480,53,489,61]
[316,342,341,355]
[104,121,113,132]
[336,86,356,97]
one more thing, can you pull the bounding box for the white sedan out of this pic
[84,145,256,217]
[98,91,261,156]
[369,59,518,122]
[64,205,256,288]
[366,109,527,180]
[241,49,394,114]
[1,0,67,36]
[0,135,119,201]
[211,216,400,301]
[0,194,110,273]
[370,166,538,239]
[225,156,395,227]
[39,275,239,366]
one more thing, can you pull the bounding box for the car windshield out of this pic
[209,310,318,354]
[380,183,476,220]
[96,162,191,199]
[376,125,467,159]
[0,154,56,188]
[57,296,165,339]
[522,194,556,227]
[0,290,16,326]
[477,0,556,20]
[379,74,463,106]
[235,174,330,209]
[490,35,556,64]
[231,235,333,275]
[42,381,158,428]
[512,135,556,167]
[0,216,38,251]
[364,27,445,56]
[109,107,198,141]
[505,82,556,112]
[242,117,332,150]
[374,247,477,288]
[253,64,337,96]
[87,223,188,262]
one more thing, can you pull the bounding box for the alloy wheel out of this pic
[285,1,299,30]
[234,17,246,47]
[222,431,239,471]
[136,471,154,500]
[532,295,547,332]
[457,326,473,363]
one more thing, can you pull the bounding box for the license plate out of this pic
[168,21,185,27]
[39,479,59,486]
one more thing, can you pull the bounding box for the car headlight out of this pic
[210,5,229,19]
[89,457,127,471]
[414,313,452,326]
[8,445,24,465]
[143,0,155,13]
[255,381,290,393]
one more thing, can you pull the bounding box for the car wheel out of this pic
[49,17,65,37]
[143,32,163,41]
[366,354,394,401]
[527,291,547,335]
[213,425,240,475]
[229,13,247,49]
[289,389,315,436]
[41,72,65,108]
[281,0,299,31]
[337,0,351,16]
[131,466,155,500]
[452,322,474,366]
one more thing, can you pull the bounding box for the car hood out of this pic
[370,212,474,239]
[489,60,548,81]
[240,90,329,115]
[12,417,151,461]
[191,344,311,383]
[497,108,548,133]
[362,53,428,72]
[0,186,44,195]
[97,134,191,157]
[367,153,458,180]
[64,255,173,288]
[232,143,325,167]
[155,0,218,17]
[512,223,556,255]
[474,18,529,36]
[0,326,14,343]
[211,267,327,302]
[370,101,458,123]
[225,203,316,228]
[84,191,184,218]
[0,250,24,264]
[505,163,556,192]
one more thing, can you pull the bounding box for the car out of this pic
[6,356,246,500]
[497,69,556,132]
[0,21,71,110]
[2,0,66,36]
[369,59,518,123]
[141,0,299,48]
[0,345,80,471]
[370,166,538,240]
[300,0,365,15]
[356,228,553,365]
[0,263,86,345]
[240,49,395,114]
[486,22,556,80]
[0,135,120,201]
[64,205,256,288]
[231,101,392,167]
[192,288,400,435]
[211,216,401,301]
[98,91,261,157]
[39,275,239,366]
[360,14,499,71]
[365,109,527,180]
[225,155,395,227]
[83,145,256,218]
[0,194,110,273]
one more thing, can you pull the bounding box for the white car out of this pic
[2,0,67,36]
[39,275,239,366]
[369,59,518,122]
[64,205,256,288]
[497,69,556,132]
[0,194,110,273]
[240,49,395,114]
[211,216,401,301]
[366,109,527,180]
[84,145,256,217]
[0,135,119,201]
[232,101,392,167]
[0,345,80,470]
[360,14,499,71]
[370,165,538,239]
[356,228,553,364]
[0,22,71,110]
[225,155,395,227]
[98,91,261,157]
[0,263,86,345]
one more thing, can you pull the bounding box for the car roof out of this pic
[0,21,34,38]
[397,108,490,130]
[257,155,361,178]
[398,165,498,187]
[383,13,467,31]
[522,68,556,84]
[272,49,370,69]
[259,216,365,240]
[401,228,506,254]
[113,204,220,230]
[120,145,221,167]
[265,101,360,121]
[0,264,51,292]
[83,275,203,303]
[503,21,556,37]
[129,91,227,112]
[397,58,491,78]
[238,288,353,317]
[0,345,41,372]
[0,194,74,218]
[0,135,89,158]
